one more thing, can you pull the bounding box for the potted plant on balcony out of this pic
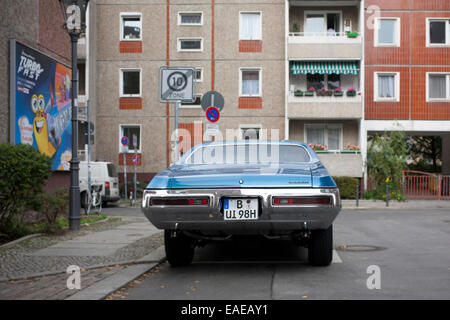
[346,88,357,97]
[316,87,327,97]
[305,87,315,97]
[334,88,344,97]
[293,23,299,33]
[347,31,359,38]
[294,89,304,97]
[308,144,328,152]
[344,143,361,153]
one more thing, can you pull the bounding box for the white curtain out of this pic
[305,15,325,35]
[307,128,325,145]
[242,71,260,95]
[429,75,446,99]
[241,13,261,40]
[378,75,395,98]
[379,20,396,44]
[327,128,341,150]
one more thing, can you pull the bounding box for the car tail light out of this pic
[150,197,209,206]
[272,196,331,206]
[105,181,110,189]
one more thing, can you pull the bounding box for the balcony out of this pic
[288,32,362,60]
[287,94,362,120]
[316,152,363,178]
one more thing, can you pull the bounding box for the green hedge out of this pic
[332,176,360,199]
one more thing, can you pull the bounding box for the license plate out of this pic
[223,198,259,220]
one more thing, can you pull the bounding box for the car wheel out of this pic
[164,230,195,267]
[308,225,333,266]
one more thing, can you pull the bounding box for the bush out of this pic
[0,144,52,238]
[119,180,148,199]
[333,177,359,199]
[40,188,69,225]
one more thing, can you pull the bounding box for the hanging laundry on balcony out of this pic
[291,61,359,75]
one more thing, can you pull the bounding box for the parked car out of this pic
[80,161,120,207]
[141,141,341,267]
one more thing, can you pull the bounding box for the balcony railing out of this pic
[288,32,361,44]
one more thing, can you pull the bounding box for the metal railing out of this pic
[289,32,359,37]
[402,170,450,200]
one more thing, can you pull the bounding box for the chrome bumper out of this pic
[141,188,341,233]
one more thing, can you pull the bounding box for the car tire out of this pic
[308,225,333,266]
[164,230,195,267]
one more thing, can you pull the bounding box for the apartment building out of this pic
[363,0,450,182]
[86,0,450,185]
[92,0,286,182]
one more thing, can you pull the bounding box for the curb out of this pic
[0,233,43,249]
[66,246,166,300]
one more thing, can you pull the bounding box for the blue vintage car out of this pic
[142,140,341,267]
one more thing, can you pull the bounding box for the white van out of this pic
[79,161,120,206]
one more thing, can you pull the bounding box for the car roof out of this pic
[191,140,309,148]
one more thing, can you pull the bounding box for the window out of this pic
[374,72,400,102]
[178,38,203,52]
[306,74,341,91]
[240,126,261,140]
[178,12,203,26]
[120,13,142,40]
[375,18,400,47]
[240,69,261,96]
[305,124,342,151]
[181,95,202,108]
[240,12,262,40]
[194,68,203,82]
[120,69,141,97]
[120,125,141,152]
[427,19,450,46]
[427,73,450,101]
[304,11,341,36]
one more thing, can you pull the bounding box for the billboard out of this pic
[9,40,72,171]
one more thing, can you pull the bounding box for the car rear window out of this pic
[107,164,118,177]
[185,144,310,165]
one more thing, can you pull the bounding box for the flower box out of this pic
[334,91,344,97]
[347,32,358,38]
[294,90,304,97]
[305,91,314,97]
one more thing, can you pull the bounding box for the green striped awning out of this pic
[291,61,359,75]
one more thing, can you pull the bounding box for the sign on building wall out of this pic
[9,40,72,171]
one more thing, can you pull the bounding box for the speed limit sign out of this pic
[159,67,195,103]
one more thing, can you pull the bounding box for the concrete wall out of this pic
[288,42,362,60]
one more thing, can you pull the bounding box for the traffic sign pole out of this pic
[174,101,180,162]
[123,152,127,199]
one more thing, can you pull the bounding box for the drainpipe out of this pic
[284,0,289,140]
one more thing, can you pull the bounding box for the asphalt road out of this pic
[111,208,450,300]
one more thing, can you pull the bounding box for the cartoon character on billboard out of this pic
[31,91,61,158]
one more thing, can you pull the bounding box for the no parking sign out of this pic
[206,106,220,123]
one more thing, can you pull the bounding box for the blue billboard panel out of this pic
[10,40,72,171]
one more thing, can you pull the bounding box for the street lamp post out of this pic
[59,0,89,231]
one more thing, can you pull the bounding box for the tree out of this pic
[366,130,408,199]
[406,136,442,173]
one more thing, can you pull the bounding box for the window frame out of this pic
[119,124,142,153]
[374,17,401,47]
[194,68,203,83]
[239,124,262,140]
[426,18,450,47]
[239,67,262,97]
[178,11,204,26]
[119,68,142,98]
[120,12,142,41]
[239,11,263,40]
[180,94,203,109]
[426,72,450,102]
[177,37,204,52]
[304,124,343,152]
[374,71,400,102]
[303,10,343,35]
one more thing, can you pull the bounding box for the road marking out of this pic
[332,250,342,263]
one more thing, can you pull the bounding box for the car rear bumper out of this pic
[141,188,340,233]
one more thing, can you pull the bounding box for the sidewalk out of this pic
[342,199,450,210]
[0,214,165,300]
